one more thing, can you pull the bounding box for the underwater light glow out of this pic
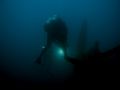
[58,48,64,56]
[52,44,65,59]
[42,46,45,49]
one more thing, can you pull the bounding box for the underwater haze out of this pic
[0,0,120,85]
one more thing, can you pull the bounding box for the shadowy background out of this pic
[0,0,120,88]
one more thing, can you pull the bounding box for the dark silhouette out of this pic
[67,19,120,65]
[64,20,120,86]
[36,15,68,64]
[76,20,88,59]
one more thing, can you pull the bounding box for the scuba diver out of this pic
[36,15,68,64]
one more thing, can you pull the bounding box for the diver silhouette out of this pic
[36,15,68,64]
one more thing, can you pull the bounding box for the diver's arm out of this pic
[35,45,49,64]
[35,37,52,64]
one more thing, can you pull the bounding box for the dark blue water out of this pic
[0,0,120,85]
